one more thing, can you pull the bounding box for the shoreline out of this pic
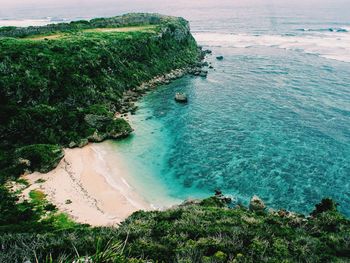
[22,142,153,226]
[115,57,209,116]
[21,59,211,226]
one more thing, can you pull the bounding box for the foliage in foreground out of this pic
[0,194,349,263]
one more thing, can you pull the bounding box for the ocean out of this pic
[1,0,349,215]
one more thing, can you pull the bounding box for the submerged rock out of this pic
[215,189,223,196]
[199,70,208,77]
[216,55,224,60]
[175,92,188,103]
[249,195,266,212]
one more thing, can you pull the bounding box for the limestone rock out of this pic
[68,141,77,148]
[17,158,31,167]
[175,92,188,103]
[88,131,106,142]
[249,195,266,212]
[78,139,89,148]
[84,114,111,129]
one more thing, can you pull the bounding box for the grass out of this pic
[28,189,77,230]
[0,196,349,262]
[24,33,64,40]
[29,189,46,205]
[45,213,78,229]
[22,25,157,41]
[83,25,157,33]
[35,178,46,184]
[16,178,29,187]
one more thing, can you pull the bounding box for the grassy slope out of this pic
[23,25,157,40]
[0,196,349,262]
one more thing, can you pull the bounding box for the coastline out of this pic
[22,142,153,226]
[20,59,210,226]
[116,63,209,116]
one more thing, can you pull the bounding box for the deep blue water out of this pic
[2,0,350,215]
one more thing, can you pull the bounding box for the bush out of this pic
[14,144,64,173]
[0,197,349,262]
[311,198,338,216]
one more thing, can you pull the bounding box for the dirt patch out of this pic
[84,25,156,33]
[25,34,63,41]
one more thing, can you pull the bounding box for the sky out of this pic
[0,0,348,21]
[1,0,348,10]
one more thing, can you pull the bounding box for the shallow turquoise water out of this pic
[112,45,350,216]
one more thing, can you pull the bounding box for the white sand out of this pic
[22,142,152,226]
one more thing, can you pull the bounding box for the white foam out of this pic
[193,30,350,63]
[0,18,66,27]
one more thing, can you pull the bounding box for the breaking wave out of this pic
[193,28,350,63]
[297,27,349,33]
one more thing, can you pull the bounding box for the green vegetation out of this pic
[0,13,201,181]
[0,144,64,184]
[0,13,178,38]
[15,144,64,173]
[0,185,37,227]
[0,195,349,262]
[35,178,46,184]
[1,13,348,262]
[29,189,46,202]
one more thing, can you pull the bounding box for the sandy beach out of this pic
[22,142,152,226]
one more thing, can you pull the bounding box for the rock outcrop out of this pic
[175,92,188,103]
[249,195,266,212]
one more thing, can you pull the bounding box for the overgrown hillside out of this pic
[1,194,349,262]
[0,13,201,182]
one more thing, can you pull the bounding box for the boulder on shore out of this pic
[249,195,266,212]
[175,92,188,103]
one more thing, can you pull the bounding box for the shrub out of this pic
[14,144,64,173]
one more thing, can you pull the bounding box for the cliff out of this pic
[0,13,201,180]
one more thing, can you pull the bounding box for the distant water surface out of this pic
[1,0,349,215]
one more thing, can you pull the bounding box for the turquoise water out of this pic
[2,0,350,215]
[113,46,350,215]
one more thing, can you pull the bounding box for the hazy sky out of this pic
[0,0,349,20]
[1,0,348,6]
